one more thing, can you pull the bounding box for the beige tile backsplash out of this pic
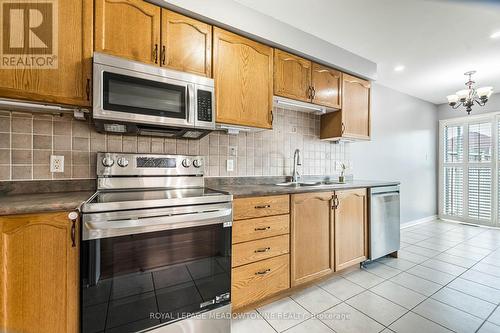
[0,108,349,181]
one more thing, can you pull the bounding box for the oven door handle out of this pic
[83,208,232,240]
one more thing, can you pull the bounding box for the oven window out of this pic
[103,72,186,119]
[80,224,231,333]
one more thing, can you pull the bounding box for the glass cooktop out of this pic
[82,187,231,213]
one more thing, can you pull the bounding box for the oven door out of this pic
[93,62,195,129]
[80,205,232,333]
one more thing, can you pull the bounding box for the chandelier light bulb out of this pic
[477,86,493,99]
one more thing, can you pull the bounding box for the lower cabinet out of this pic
[231,196,290,310]
[290,192,334,286]
[231,190,367,309]
[0,211,79,333]
[232,254,290,309]
[334,188,368,270]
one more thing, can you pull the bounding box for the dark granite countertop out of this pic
[208,180,400,198]
[0,191,93,216]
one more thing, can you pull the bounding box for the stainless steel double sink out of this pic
[275,181,345,188]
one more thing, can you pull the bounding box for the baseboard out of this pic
[400,215,438,229]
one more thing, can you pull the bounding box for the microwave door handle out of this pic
[186,84,195,125]
[85,208,231,235]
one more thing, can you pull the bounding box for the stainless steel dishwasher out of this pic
[369,185,400,260]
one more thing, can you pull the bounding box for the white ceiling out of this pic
[233,0,500,104]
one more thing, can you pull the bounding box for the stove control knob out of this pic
[117,157,129,167]
[102,157,114,167]
[182,158,192,168]
[193,159,203,168]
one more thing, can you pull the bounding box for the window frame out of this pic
[438,113,499,227]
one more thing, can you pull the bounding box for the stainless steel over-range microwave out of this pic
[92,52,215,139]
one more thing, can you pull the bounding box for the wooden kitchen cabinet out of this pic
[334,188,368,271]
[231,195,290,310]
[0,212,79,333]
[311,63,342,109]
[320,73,371,140]
[95,0,161,64]
[213,28,274,129]
[290,192,334,286]
[274,49,312,102]
[0,0,93,107]
[161,9,212,76]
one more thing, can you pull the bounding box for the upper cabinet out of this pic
[213,28,273,129]
[274,50,342,109]
[311,63,342,109]
[0,0,93,107]
[161,9,212,77]
[95,0,161,65]
[320,73,371,140]
[274,50,312,102]
[95,1,212,76]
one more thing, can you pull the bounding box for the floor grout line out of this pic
[239,221,500,333]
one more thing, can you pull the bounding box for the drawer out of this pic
[232,234,289,267]
[233,195,289,220]
[231,254,290,309]
[232,214,289,244]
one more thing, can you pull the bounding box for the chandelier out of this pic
[446,71,493,115]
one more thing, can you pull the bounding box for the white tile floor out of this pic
[231,220,500,333]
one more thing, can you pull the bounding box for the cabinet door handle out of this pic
[154,44,158,64]
[255,247,271,253]
[68,211,78,247]
[255,204,271,209]
[254,226,271,231]
[341,122,346,135]
[86,78,90,101]
[270,110,273,124]
[255,268,271,275]
[161,45,166,65]
[307,86,312,99]
[311,86,316,99]
[333,195,340,209]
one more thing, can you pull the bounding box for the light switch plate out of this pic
[227,159,234,172]
[50,155,64,173]
[229,146,237,156]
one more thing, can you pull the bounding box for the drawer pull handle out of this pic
[255,247,271,253]
[254,226,271,231]
[255,269,271,275]
[255,204,271,209]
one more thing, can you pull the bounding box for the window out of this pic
[440,117,497,227]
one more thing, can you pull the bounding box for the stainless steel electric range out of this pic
[80,153,232,333]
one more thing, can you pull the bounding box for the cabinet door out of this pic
[0,0,92,106]
[312,63,342,109]
[0,212,79,333]
[274,50,312,102]
[213,28,273,129]
[291,192,334,286]
[342,73,371,139]
[95,0,161,64]
[334,188,368,271]
[161,10,212,77]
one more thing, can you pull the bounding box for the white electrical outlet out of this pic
[50,155,64,173]
[227,159,234,172]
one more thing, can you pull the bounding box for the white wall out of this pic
[350,84,438,225]
[438,92,500,119]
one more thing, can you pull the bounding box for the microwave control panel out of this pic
[197,89,212,122]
